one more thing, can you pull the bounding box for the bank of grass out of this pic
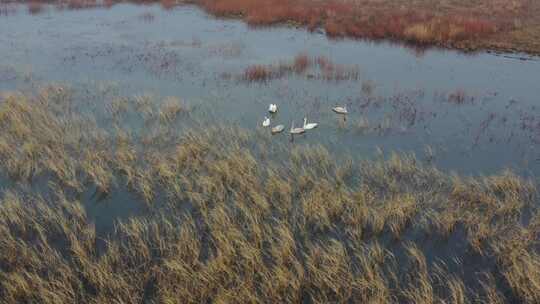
[4,0,540,55]
[0,86,538,303]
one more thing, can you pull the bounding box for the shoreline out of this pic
[2,0,540,56]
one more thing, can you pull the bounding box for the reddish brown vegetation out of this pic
[293,53,310,73]
[159,0,177,10]
[200,0,504,46]
[243,65,274,82]
[447,89,473,105]
[241,53,359,83]
[7,0,540,54]
[27,1,44,14]
[315,56,360,81]
[65,0,98,9]
[199,0,540,54]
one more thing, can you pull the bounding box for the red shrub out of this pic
[27,2,44,14]
[324,19,343,38]
[243,65,273,82]
[160,0,177,10]
[293,53,310,73]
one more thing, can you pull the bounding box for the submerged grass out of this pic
[0,87,539,303]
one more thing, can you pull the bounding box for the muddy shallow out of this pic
[1,3,540,176]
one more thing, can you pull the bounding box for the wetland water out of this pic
[1,3,540,176]
[1,4,540,303]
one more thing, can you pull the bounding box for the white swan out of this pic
[332,106,348,114]
[303,117,318,130]
[290,121,305,135]
[271,124,285,134]
[262,116,270,127]
[289,121,305,142]
[268,104,278,113]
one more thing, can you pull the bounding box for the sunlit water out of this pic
[1,3,540,178]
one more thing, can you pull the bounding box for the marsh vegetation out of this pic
[1,2,540,303]
[0,86,539,303]
[240,53,360,83]
[4,0,540,54]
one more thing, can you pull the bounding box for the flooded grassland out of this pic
[0,3,539,304]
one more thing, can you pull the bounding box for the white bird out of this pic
[332,106,348,114]
[268,104,278,113]
[303,117,318,130]
[289,121,305,142]
[289,121,305,135]
[271,124,285,134]
[262,116,270,127]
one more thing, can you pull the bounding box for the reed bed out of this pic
[0,87,538,303]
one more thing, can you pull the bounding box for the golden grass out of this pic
[0,87,538,303]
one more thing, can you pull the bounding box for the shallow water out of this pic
[1,3,540,177]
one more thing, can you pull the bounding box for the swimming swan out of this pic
[290,121,305,135]
[303,117,318,130]
[271,124,285,134]
[262,116,270,127]
[332,106,348,114]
